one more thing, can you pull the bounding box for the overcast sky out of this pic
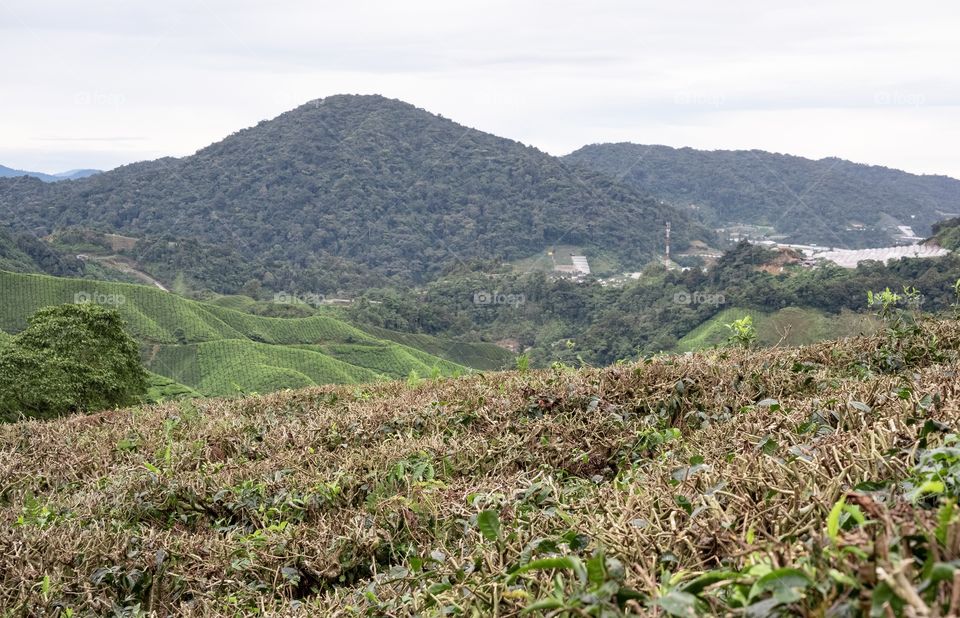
[2,0,958,177]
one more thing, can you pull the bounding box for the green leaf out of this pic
[656,590,700,617]
[871,582,905,616]
[616,586,646,604]
[827,569,858,588]
[586,553,606,587]
[477,509,501,541]
[507,556,586,585]
[143,461,162,476]
[927,562,957,586]
[681,570,741,594]
[936,502,956,544]
[427,582,452,594]
[748,567,812,601]
[910,480,946,501]
[827,496,845,542]
[522,597,564,612]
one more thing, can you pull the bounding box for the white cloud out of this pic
[1,0,958,177]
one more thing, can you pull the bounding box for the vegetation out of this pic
[673,306,877,352]
[0,304,147,421]
[0,271,512,397]
[2,315,960,614]
[347,244,960,365]
[565,143,960,247]
[0,228,83,277]
[0,95,709,294]
[932,217,960,251]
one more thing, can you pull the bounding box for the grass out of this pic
[144,372,200,402]
[509,244,619,276]
[358,325,514,371]
[148,340,385,397]
[2,317,959,615]
[674,306,880,353]
[0,271,513,397]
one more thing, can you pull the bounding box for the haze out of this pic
[1,0,958,177]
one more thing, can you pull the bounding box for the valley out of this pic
[2,13,960,612]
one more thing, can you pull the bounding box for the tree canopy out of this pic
[0,303,148,420]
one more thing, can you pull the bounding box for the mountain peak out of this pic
[1,98,704,294]
[0,164,100,182]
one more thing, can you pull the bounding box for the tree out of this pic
[0,304,148,421]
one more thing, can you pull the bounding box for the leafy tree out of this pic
[0,304,148,421]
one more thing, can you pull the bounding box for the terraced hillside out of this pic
[2,319,959,615]
[673,306,880,353]
[0,271,512,397]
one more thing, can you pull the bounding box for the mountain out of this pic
[0,95,708,294]
[0,164,100,182]
[0,270,513,397]
[564,143,960,248]
[52,169,101,180]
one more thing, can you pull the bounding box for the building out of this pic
[570,255,591,275]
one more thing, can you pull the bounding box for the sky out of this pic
[1,0,959,177]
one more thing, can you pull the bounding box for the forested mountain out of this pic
[0,164,99,182]
[565,143,960,247]
[0,96,708,294]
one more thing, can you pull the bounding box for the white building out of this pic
[570,255,591,275]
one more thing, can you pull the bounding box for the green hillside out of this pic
[932,217,960,251]
[358,324,513,371]
[0,271,495,396]
[674,306,879,352]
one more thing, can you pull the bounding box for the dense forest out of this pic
[0,95,709,294]
[347,243,960,365]
[0,229,83,277]
[565,143,960,247]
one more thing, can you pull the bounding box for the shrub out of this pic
[0,304,147,420]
